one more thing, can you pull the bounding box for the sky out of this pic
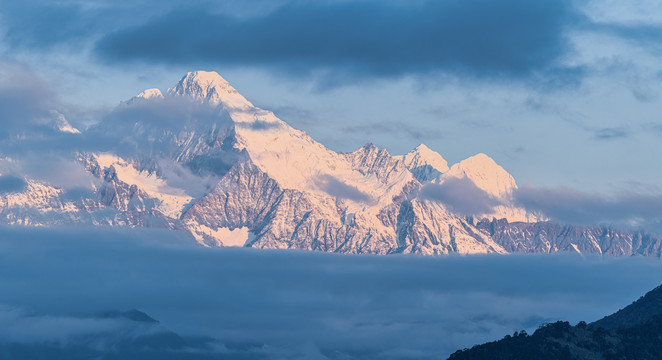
[1,0,661,197]
[1,226,661,359]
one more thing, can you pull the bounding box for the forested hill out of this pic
[448,284,662,360]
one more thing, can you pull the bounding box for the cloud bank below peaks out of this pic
[1,226,661,359]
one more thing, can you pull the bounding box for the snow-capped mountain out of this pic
[396,144,449,182]
[0,71,659,256]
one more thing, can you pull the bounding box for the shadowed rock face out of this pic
[447,284,662,360]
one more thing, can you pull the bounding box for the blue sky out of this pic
[1,0,661,195]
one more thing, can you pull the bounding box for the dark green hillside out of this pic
[591,284,662,330]
[448,284,662,360]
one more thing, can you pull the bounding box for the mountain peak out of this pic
[445,153,516,197]
[181,70,229,87]
[397,143,449,182]
[136,88,163,100]
[49,111,80,134]
[125,88,164,105]
[414,143,431,152]
[454,153,502,173]
[169,71,253,110]
[452,153,501,172]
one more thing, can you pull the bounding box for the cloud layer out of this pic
[0,226,661,358]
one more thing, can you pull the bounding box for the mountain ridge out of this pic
[0,70,660,256]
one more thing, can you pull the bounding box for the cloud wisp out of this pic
[315,174,374,203]
[594,127,630,140]
[420,177,501,216]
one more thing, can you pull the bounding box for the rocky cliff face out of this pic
[0,70,660,256]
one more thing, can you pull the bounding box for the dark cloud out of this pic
[1,3,93,50]
[94,0,579,82]
[420,177,501,216]
[514,184,662,230]
[316,174,373,203]
[0,0,192,50]
[0,175,27,194]
[0,226,661,358]
[7,0,662,92]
